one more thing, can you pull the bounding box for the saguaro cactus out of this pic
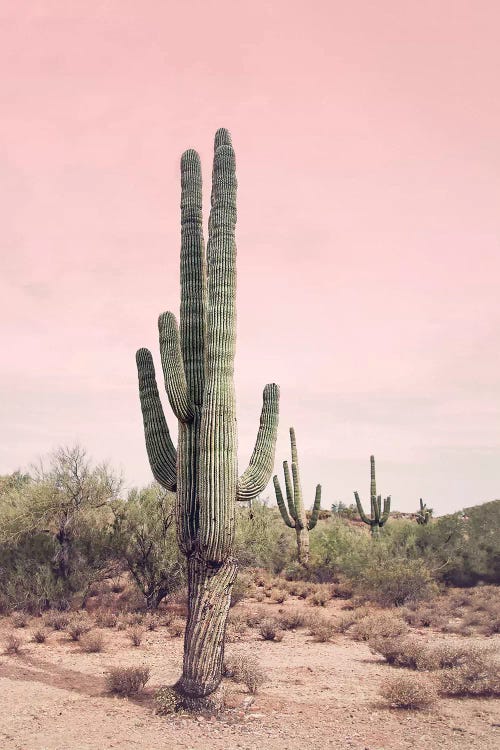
[354,455,391,536]
[273,427,321,564]
[135,129,279,700]
[416,498,432,525]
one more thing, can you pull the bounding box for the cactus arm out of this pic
[370,454,376,499]
[135,348,177,490]
[180,149,207,406]
[380,495,391,525]
[236,383,280,501]
[158,312,194,423]
[307,484,322,530]
[283,461,298,523]
[354,491,372,526]
[273,475,295,528]
[199,135,238,562]
[289,426,299,465]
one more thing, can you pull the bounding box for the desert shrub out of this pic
[168,618,184,638]
[228,609,248,635]
[32,628,48,643]
[308,587,330,607]
[400,604,447,629]
[308,614,335,642]
[380,674,437,709]
[270,588,288,604]
[255,591,265,602]
[128,626,144,646]
[437,646,500,696]
[144,614,160,631]
[67,615,92,641]
[94,610,117,628]
[353,558,438,607]
[230,573,252,607]
[370,636,423,669]
[106,666,150,695]
[154,686,181,715]
[79,631,104,652]
[278,610,306,630]
[4,633,23,654]
[259,618,283,641]
[224,652,267,694]
[351,611,408,642]
[245,609,267,628]
[234,501,295,573]
[43,610,70,631]
[11,611,29,628]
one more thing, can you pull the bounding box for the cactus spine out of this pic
[416,498,432,525]
[136,129,279,700]
[354,455,390,536]
[273,427,321,564]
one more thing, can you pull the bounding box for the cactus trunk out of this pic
[136,130,279,702]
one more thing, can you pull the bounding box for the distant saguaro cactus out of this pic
[135,129,279,701]
[354,455,391,536]
[416,498,432,525]
[273,427,321,564]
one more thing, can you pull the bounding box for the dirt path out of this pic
[0,599,498,750]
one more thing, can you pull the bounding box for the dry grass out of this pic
[67,615,92,641]
[278,609,307,630]
[167,618,185,638]
[11,611,29,628]
[351,611,408,642]
[79,631,105,653]
[224,651,267,694]
[259,618,284,641]
[127,626,145,646]
[4,633,23,655]
[270,588,288,604]
[437,646,500,696]
[380,674,438,709]
[308,614,335,642]
[32,627,48,643]
[94,610,117,628]
[43,611,70,631]
[105,666,150,696]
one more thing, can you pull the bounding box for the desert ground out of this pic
[0,588,498,750]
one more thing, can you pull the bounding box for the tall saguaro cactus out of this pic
[354,455,391,536]
[416,498,432,525]
[135,129,279,700]
[273,427,321,564]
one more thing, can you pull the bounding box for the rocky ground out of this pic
[0,595,498,750]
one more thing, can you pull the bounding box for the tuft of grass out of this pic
[307,614,335,642]
[4,633,23,655]
[32,628,48,644]
[128,626,145,647]
[94,610,117,629]
[380,674,438,709]
[106,666,150,696]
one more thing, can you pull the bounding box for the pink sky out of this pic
[1,1,499,513]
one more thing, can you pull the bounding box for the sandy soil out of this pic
[0,597,498,750]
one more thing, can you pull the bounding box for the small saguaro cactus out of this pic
[416,498,432,525]
[135,129,280,701]
[273,427,321,564]
[354,455,391,536]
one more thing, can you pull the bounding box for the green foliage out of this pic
[233,499,295,573]
[111,484,185,609]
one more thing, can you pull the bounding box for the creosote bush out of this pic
[437,647,500,696]
[380,674,437,709]
[106,666,150,696]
